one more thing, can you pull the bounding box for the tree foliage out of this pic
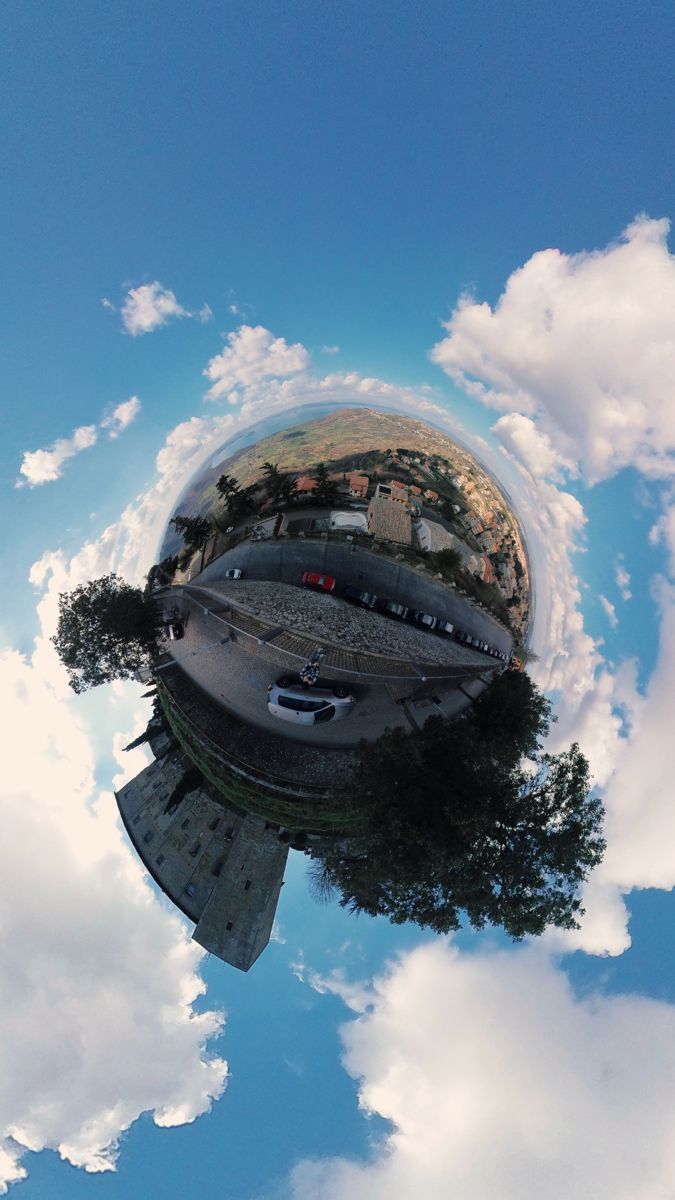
[312,461,339,506]
[145,555,179,592]
[169,514,213,551]
[52,574,160,693]
[314,671,605,939]
[432,547,462,575]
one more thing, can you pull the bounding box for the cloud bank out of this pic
[291,942,675,1200]
[431,216,675,484]
[431,215,675,955]
[0,642,227,1191]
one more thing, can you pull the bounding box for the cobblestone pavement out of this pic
[200,580,487,667]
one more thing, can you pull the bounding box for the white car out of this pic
[224,568,243,579]
[267,678,355,725]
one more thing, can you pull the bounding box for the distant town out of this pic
[163,407,531,641]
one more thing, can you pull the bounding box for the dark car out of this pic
[343,585,378,608]
[436,619,454,637]
[383,599,409,620]
[408,610,438,631]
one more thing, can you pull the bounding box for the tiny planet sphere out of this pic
[117,405,531,970]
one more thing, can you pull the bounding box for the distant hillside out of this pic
[158,407,524,562]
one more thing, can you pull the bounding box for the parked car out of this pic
[224,567,243,580]
[162,620,184,640]
[343,585,378,608]
[409,610,438,630]
[267,678,355,725]
[383,599,409,620]
[302,571,336,592]
[436,619,454,636]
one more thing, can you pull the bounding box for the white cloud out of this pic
[203,324,311,401]
[120,282,190,336]
[321,344,340,355]
[431,216,675,484]
[291,942,675,1200]
[17,425,98,487]
[17,398,142,487]
[101,395,142,439]
[615,556,632,600]
[599,594,619,629]
[0,646,226,1190]
[491,412,576,481]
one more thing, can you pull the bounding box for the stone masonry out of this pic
[116,750,288,972]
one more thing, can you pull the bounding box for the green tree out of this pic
[312,462,338,506]
[312,672,604,939]
[145,555,179,592]
[169,514,213,552]
[216,473,240,503]
[227,483,258,522]
[433,547,462,575]
[52,574,160,693]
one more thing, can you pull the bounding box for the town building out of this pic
[348,472,369,499]
[366,496,412,544]
[294,475,318,499]
[116,752,288,972]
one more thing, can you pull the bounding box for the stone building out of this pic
[116,751,288,972]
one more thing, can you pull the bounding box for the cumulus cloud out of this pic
[120,282,191,335]
[17,425,98,487]
[17,397,142,487]
[599,594,619,629]
[431,216,675,484]
[491,412,576,481]
[0,645,226,1190]
[203,324,311,401]
[427,218,675,955]
[291,942,675,1200]
[101,395,142,439]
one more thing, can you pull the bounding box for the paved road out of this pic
[160,591,490,749]
[196,539,512,654]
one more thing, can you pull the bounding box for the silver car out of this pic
[267,678,356,725]
[224,567,243,579]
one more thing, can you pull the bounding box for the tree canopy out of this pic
[311,462,339,506]
[169,514,213,551]
[311,670,605,939]
[52,574,160,693]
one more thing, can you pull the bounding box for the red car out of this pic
[301,571,336,592]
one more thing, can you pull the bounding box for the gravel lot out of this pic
[204,580,487,666]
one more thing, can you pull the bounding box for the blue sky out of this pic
[3,3,675,1197]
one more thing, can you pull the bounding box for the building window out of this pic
[189,842,200,858]
[212,858,224,878]
[143,831,154,844]
[208,817,220,832]
[225,921,233,931]
[185,883,196,897]
[156,853,165,866]
[132,815,141,826]
[180,818,190,830]
[244,880,251,890]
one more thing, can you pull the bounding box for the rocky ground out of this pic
[202,580,487,666]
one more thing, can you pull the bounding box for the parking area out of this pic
[195,538,512,658]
